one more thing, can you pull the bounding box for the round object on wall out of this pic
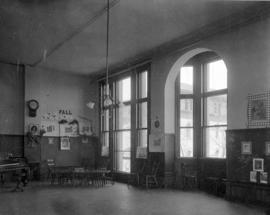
[27,99,39,117]
[154,119,160,128]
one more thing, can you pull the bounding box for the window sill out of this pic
[176,157,226,160]
[113,171,131,175]
[177,157,196,160]
[199,157,226,160]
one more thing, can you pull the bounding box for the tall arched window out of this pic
[177,52,227,158]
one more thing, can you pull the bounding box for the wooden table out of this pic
[50,167,112,186]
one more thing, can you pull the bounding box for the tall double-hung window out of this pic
[114,77,132,173]
[203,60,227,158]
[100,64,150,173]
[178,54,227,159]
[179,66,194,157]
[136,71,149,149]
[100,84,110,150]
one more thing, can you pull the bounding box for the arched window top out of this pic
[176,52,227,159]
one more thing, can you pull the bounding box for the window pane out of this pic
[180,66,193,94]
[104,83,109,95]
[138,102,148,128]
[103,109,109,131]
[205,126,226,158]
[206,60,227,91]
[116,105,131,129]
[206,95,227,126]
[116,152,130,173]
[180,99,193,127]
[116,77,131,102]
[139,71,148,98]
[138,129,147,148]
[101,84,110,107]
[116,131,131,151]
[102,132,109,147]
[180,128,193,157]
[100,86,103,109]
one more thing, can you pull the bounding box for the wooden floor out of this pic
[0,182,268,215]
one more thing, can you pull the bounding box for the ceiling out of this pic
[0,0,269,76]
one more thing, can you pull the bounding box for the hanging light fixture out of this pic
[103,0,113,107]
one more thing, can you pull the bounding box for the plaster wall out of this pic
[24,67,99,166]
[25,67,99,134]
[0,63,24,135]
[150,17,270,134]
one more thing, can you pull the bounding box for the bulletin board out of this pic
[248,91,270,128]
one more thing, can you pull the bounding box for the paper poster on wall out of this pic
[247,92,270,128]
[59,109,73,121]
[149,133,164,152]
[260,172,268,184]
[59,124,73,137]
[28,123,40,134]
[136,147,147,159]
[151,117,161,133]
[42,112,58,121]
[79,121,93,136]
[82,136,89,144]
[60,123,70,136]
[48,138,54,144]
[69,120,79,137]
[26,123,40,147]
[41,121,59,136]
[59,122,79,137]
[250,171,257,183]
[60,137,70,150]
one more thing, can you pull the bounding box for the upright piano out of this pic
[0,157,30,191]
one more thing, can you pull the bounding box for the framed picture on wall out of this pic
[60,137,70,150]
[265,142,270,156]
[250,171,257,183]
[48,138,54,145]
[253,158,264,172]
[28,123,40,135]
[241,141,252,155]
[247,92,270,128]
[260,172,268,184]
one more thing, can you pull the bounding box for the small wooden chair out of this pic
[145,161,160,189]
[127,161,146,187]
[136,161,146,186]
[46,159,56,184]
[181,163,197,190]
[57,167,73,185]
[96,160,114,186]
[73,167,86,186]
[81,158,94,169]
